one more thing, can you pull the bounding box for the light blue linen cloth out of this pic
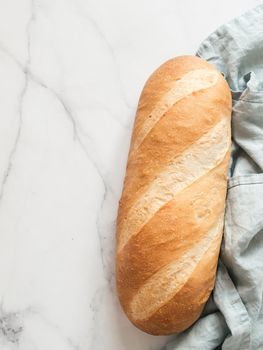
[163,5,263,350]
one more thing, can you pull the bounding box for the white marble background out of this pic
[0,0,261,349]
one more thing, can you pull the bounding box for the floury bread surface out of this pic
[116,56,232,335]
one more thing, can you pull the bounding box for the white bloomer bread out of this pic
[116,56,232,335]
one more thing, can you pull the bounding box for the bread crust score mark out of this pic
[118,117,230,253]
[132,68,219,151]
[129,214,224,320]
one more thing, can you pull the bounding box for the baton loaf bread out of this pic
[116,56,232,335]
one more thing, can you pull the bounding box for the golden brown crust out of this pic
[120,78,230,216]
[116,55,232,335]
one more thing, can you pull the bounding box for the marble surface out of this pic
[0,1,262,349]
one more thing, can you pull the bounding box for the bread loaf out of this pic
[116,56,232,335]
